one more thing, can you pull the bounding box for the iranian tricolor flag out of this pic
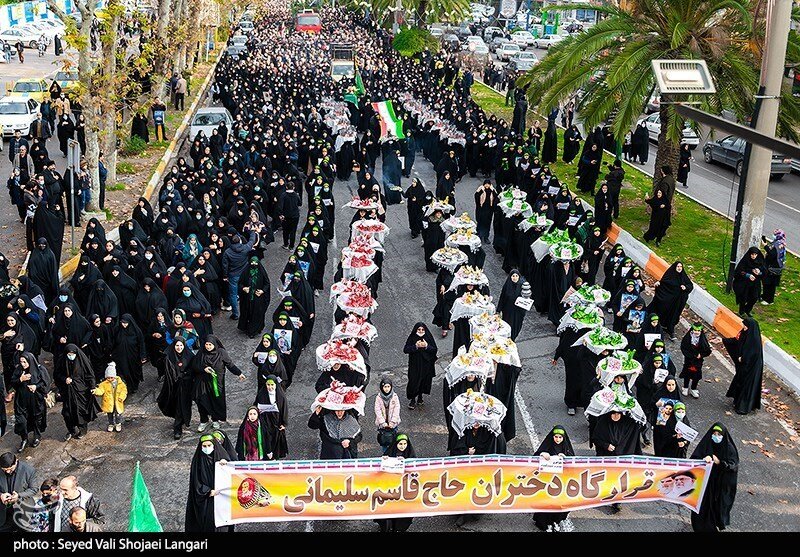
[371,100,405,140]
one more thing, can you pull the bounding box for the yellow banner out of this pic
[214,455,712,526]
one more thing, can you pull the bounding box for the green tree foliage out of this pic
[393,26,439,56]
[517,0,800,183]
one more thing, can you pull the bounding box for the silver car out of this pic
[190,108,233,140]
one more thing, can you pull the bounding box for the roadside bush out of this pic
[121,135,148,156]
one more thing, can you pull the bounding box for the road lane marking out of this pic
[514,387,539,450]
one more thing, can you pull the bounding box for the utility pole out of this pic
[735,0,792,256]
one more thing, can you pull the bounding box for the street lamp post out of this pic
[732,0,792,272]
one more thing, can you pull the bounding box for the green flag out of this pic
[355,69,365,97]
[128,462,163,532]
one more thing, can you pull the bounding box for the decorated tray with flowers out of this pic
[447,389,508,438]
[499,187,527,202]
[315,340,368,377]
[447,265,490,292]
[518,214,554,233]
[450,292,495,323]
[470,332,521,367]
[423,199,455,217]
[445,345,494,387]
[469,312,512,339]
[584,386,647,425]
[573,326,628,355]
[567,283,611,306]
[344,198,379,211]
[597,350,642,387]
[329,279,371,303]
[556,303,605,334]
[311,379,367,415]
[445,228,482,252]
[336,290,378,317]
[548,240,584,262]
[499,198,534,219]
[431,246,468,273]
[331,314,378,345]
[442,212,478,235]
[351,219,390,243]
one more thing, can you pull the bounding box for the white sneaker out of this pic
[760,301,770,306]
[115,423,122,432]
[107,425,114,432]
[197,422,209,432]
[212,421,220,430]
[221,304,232,311]
[690,389,700,399]
[681,388,689,397]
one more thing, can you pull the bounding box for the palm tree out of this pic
[518,0,800,183]
[369,0,471,27]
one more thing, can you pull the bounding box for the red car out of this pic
[295,10,321,33]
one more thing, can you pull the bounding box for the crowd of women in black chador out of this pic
[0,4,765,534]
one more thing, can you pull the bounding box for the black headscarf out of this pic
[404,322,437,355]
[535,425,575,456]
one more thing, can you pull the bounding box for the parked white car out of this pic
[189,107,233,140]
[638,113,700,149]
[238,20,254,34]
[511,51,539,65]
[0,96,39,137]
[511,30,535,49]
[0,27,41,49]
[533,34,563,49]
[20,22,56,41]
[498,42,521,61]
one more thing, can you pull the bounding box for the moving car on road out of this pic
[0,96,39,137]
[8,78,49,103]
[533,34,563,49]
[489,36,510,52]
[463,36,486,51]
[498,42,521,61]
[510,30,535,49]
[638,113,700,149]
[703,135,791,179]
[483,26,504,41]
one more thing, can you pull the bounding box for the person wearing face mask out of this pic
[185,435,232,532]
[254,375,288,459]
[7,168,26,222]
[21,477,58,532]
[237,257,271,339]
[690,423,739,532]
[56,344,97,441]
[158,337,194,440]
[680,323,712,398]
[11,352,49,452]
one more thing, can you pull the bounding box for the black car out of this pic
[703,135,792,179]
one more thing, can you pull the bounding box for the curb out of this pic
[55,49,223,284]
[474,79,800,394]
[605,221,800,394]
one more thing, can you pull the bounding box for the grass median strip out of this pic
[471,81,800,359]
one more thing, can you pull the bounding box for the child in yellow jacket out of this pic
[92,363,127,432]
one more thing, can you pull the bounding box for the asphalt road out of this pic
[485,41,800,252]
[1,93,798,530]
